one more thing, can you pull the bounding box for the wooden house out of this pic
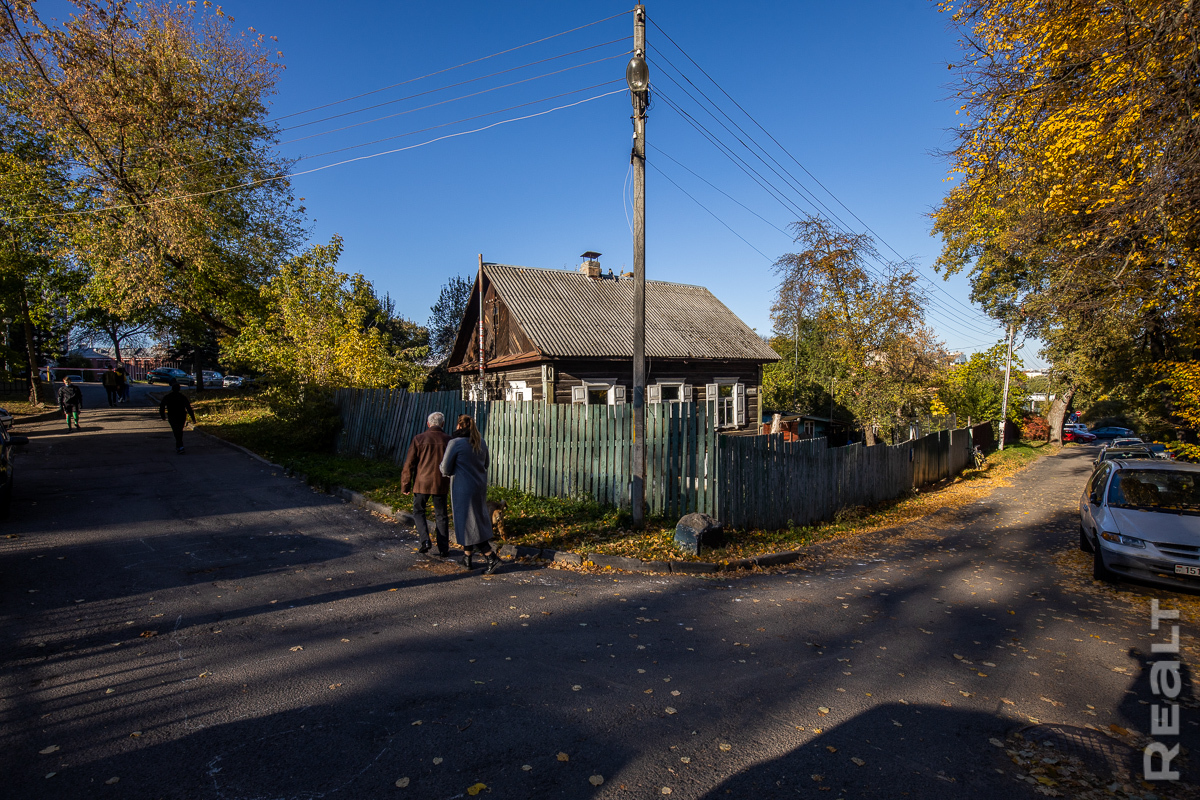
[446,255,780,431]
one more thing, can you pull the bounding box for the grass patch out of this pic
[192,389,1059,565]
[0,390,51,417]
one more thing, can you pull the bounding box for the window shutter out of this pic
[705,383,719,428]
[647,384,661,404]
[734,383,746,426]
[612,385,627,405]
[571,385,587,404]
[681,384,693,403]
[504,386,514,402]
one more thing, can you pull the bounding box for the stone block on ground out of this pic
[722,558,754,572]
[551,550,582,566]
[674,512,722,556]
[640,561,671,573]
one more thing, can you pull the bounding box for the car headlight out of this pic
[1099,531,1147,549]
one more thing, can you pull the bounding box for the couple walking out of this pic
[401,411,500,575]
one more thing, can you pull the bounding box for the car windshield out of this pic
[1107,469,1200,513]
[1102,450,1152,461]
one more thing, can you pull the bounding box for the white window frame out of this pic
[572,380,626,406]
[803,419,816,438]
[649,381,692,405]
[706,378,745,428]
[505,380,533,402]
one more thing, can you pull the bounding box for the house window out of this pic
[505,380,532,402]
[803,420,815,438]
[571,381,626,405]
[648,382,692,404]
[706,380,745,428]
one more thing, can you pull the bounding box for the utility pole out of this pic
[998,323,1015,450]
[627,4,649,527]
[477,253,485,414]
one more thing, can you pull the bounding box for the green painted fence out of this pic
[334,389,975,530]
[333,389,720,517]
[717,427,975,530]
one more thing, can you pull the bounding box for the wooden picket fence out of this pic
[334,388,977,530]
[718,427,974,530]
[333,389,720,517]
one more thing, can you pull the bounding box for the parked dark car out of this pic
[146,368,195,386]
[1093,445,1155,469]
[1090,426,1135,440]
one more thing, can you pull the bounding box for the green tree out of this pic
[224,236,428,400]
[0,0,305,335]
[773,216,943,444]
[933,0,1200,440]
[427,275,472,363]
[938,344,1027,426]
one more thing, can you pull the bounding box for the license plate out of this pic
[1174,565,1200,577]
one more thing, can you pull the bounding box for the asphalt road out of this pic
[2,393,1196,799]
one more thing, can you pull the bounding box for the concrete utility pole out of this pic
[477,253,485,413]
[627,4,649,527]
[999,323,1015,450]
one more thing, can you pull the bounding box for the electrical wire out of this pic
[655,84,1000,341]
[648,16,992,325]
[271,9,633,123]
[650,161,773,262]
[278,42,628,134]
[11,88,627,221]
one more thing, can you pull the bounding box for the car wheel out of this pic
[1079,526,1093,553]
[1092,539,1116,582]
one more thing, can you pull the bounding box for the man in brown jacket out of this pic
[402,411,451,555]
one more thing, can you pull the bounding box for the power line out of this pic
[278,42,628,134]
[648,15,997,328]
[653,86,998,340]
[650,161,773,261]
[270,9,633,123]
[158,80,624,194]
[653,84,1000,339]
[11,88,627,222]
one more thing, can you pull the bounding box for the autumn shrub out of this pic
[1021,415,1049,441]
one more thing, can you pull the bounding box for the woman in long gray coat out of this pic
[440,414,501,574]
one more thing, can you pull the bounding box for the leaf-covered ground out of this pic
[193,393,1059,564]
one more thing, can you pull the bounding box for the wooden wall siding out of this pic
[335,389,976,529]
[717,427,975,531]
[334,388,720,517]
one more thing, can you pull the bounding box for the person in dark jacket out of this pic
[57,377,83,431]
[440,414,500,574]
[159,380,196,453]
[101,366,119,406]
[115,364,129,403]
[401,411,451,556]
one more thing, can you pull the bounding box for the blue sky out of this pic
[228,1,1038,366]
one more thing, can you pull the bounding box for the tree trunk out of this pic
[864,424,877,446]
[1047,385,1076,444]
[106,324,122,364]
[19,287,40,405]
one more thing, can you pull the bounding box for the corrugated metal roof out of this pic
[485,264,779,361]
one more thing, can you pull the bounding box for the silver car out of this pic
[1079,460,1200,588]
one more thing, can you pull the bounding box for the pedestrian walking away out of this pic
[57,377,83,431]
[401,411,452,556]
[440,414,500,574]
[101,366,119,406]
[159,380,196,453]
[115,363,129,402]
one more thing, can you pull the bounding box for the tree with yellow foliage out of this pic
[934,0,1200,438]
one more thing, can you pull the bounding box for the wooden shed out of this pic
[447,258,780,431]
